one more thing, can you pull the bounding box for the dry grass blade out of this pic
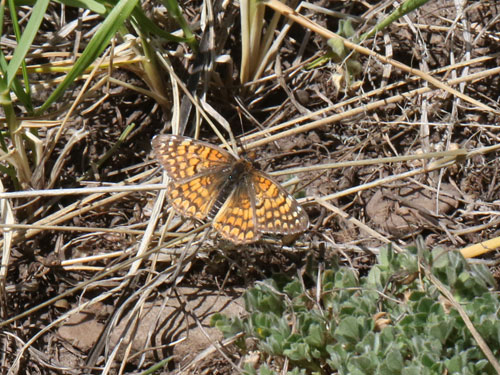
[421,256,500,373]
[264,0,498,114]
[0,179,15,317]
[460,236,500,259]
[304,154,461,204]
[0,171,156,248]
[315,197,405,253]
[244,65,500,149]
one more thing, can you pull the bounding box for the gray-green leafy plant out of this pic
[212,245,500,374]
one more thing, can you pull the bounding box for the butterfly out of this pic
[152,135,309,244]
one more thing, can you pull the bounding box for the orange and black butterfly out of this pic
[152,135,309,244]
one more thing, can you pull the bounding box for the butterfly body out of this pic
[207,159,253,219]
[152,135,308,244]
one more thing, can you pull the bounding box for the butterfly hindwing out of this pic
[168,174,227,219]
[212,181,259,244]
[251,171,309,234]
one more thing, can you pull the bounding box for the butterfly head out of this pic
[227,158,255,182]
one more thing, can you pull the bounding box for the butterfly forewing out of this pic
[152,135,234,182]
[152,135,234,219]
[251,171,309,234]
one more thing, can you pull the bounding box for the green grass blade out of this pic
[162,0,196,50]
[5,0,49,89]
[56,0,106,14]
[6,0,35,112]
[36,0,139,114]
[0,2,7,94]
[130,6,189,44]
[361,0,431,41]
[0,3,31,112]
[78,123,135,182]
[19,0,106,15]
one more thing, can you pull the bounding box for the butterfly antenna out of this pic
[227,130,239,156]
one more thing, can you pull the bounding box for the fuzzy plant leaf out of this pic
[213,244,500,374]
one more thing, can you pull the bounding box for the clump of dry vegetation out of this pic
[0,0,499,373]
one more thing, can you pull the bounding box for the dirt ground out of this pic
[2,0,500,374]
